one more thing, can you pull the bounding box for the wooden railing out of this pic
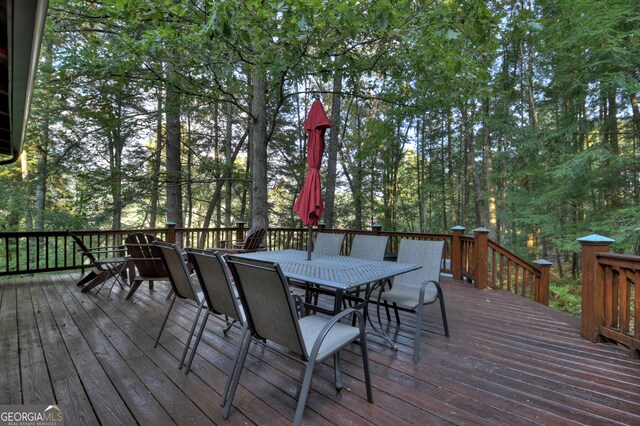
[455,227,550,305]
[0,224,552,306]
[579,235,640,358]
[487,240,551,304]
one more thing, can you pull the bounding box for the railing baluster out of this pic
[620,269,630,335]
[634,271,639,342]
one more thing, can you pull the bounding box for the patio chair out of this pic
[349,234,388,259]
[375,238,450,363]
[223,256,373,425]
[182,248,245,375]
[345,234,390,313]
[153,241,205,370]
[68,231,128,292]
[313,232,345,254]
[124,233,169,299]
[209,226,266,254]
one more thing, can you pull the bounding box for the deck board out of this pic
[0,282,21,405]
[1,272,639,425]
[40,276,138,425]
[16,281,55,404]
[30,279,98,424]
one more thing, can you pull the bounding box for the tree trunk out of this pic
[417,118,425,232]
[213,102,221,226]
[165,79,183,227]
[34,138,48,232]
[21,152,33,232]
[250,67,268,229]
[325,70,342,228]
[224,102,233,227]
[440,114,448,231]
[338,103,362,229]
[631,94,640,202]
[186,112,193,228]
[201,130,247,232]
[110,132,123,231]
[108,94,125,231]
[149,87,162,229]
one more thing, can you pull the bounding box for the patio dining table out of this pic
[232,249,421,348]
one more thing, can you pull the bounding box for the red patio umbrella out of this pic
[294,99,331,259]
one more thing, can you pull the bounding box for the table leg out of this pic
[104,262,129,297]
[364,280,398,350]
[333,290,343,316]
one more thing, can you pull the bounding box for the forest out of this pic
[2,0,639,272]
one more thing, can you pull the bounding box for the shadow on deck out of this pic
[1,273,639,425]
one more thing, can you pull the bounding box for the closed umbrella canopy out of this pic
[294,100,331,226]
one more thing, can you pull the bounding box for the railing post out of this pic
[473,227,490,290]
[166,221,176,244]
[318,222,326,231]
[371,223,382,234]
[451,226,465,280]
[532,259,553,306]
[578,234,614,342]
[236,220,246,242]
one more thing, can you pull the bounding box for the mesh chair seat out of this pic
[298,315,360,360]
[380,282,439,309]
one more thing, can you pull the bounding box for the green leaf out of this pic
[445,29,460,40]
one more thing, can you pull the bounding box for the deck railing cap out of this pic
[451,225,466,231]
[577,234,615,243]
[532,259,553,266]
[472,227,490,233]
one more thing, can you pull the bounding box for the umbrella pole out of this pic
[307,226,312,260]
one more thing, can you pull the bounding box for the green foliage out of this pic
[1,0,637,309]
[549,276,582,317]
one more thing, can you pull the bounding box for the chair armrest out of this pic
[216,240,233,249]
[79,245,126,255]
[127,257,162,262]
[85,244,125,250]
[419,279,440,304]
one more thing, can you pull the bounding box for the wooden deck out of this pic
[1,272,639,425]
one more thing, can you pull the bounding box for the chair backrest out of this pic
[239,227,266,251]
[154,241,200,302]
[226,256,307,359]
[186,248,243,323]
[313,233,345,255]
[68,232,97,264]
[349,234,389,260]
[125,233,166,279]
[394,239,444,293]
